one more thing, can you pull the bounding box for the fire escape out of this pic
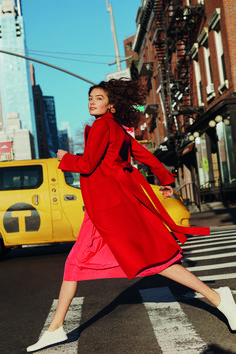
[152,0,205,140]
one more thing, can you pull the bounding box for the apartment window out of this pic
[204,46,214,96]
[190,43,204,106]
[126,42,132,51]
[215,30,227,84]
[198,28,215,101]
[209,9,228,94]
[194,61,204,106]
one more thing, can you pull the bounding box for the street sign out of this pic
[106,68,131,81]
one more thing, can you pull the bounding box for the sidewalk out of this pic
[188,202,236,229]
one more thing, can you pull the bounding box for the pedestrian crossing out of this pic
[182,227,236,281]
[32,287,210,354]
[36,297,84,354]
[140,287,207,353]
[30,227,236,353]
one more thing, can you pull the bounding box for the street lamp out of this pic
[215,115,223,123]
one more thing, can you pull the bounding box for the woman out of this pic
[27,79,236,352]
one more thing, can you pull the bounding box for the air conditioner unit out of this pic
[206,83,215,95]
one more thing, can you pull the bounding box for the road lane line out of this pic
[38,297,84,353]
[140,287,206,354]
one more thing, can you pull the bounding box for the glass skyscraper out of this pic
[0,0,38,156]
[43,96,59,156]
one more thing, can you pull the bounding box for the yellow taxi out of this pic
[0,158,190,259]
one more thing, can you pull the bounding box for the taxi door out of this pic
[0,162,53,246]
[56,169,85,239]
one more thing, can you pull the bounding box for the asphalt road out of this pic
[1,227,236,354]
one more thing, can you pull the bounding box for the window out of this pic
[216,121,236,184]
[195,134,210,188]
[190,43,204,106]
[208,8,228,94]
[198,28,215,101]
[64,172,80,189]
[126,42,132,51]
[194,61,204,106]
[204,45,214,96]
[0,165,43,190]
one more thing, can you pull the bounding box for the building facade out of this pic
[0,0,38,157]
[0,112,35,160]
[43,96,59,157]
[132,0,236,204]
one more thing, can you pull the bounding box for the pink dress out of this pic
[63,209,182,281]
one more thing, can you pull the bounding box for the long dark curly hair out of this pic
[88,78,146,127]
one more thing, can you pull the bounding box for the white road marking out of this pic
[185,230,236,242]
[140,287,207,354]
[183,251,236,261]
[198,273,236,281]
[184,244,236,254]
[183,236,236,248]
[186,261,236,272]
[178,289,236,300]
[38,297,84,353]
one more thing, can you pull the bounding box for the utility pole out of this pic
[105,0,121,72]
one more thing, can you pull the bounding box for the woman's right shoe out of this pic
[216,286,236,331]
[26,326,68,352]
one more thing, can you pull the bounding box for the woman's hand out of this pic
[160,185,173,199]
[57,149,68,161]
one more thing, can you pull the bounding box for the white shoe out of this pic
[216,287,236,331]
[26,326,68,352]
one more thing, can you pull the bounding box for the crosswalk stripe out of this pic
[183,235,236,246]
[186,261,236,272]
[210,229,236,235]
[198,273,236,281]
[182,228,236,281]
[183,251,236,262]
[185,231,236,241]
[140,287,207,354]
[38,297,84,353]
[184,244,236,254]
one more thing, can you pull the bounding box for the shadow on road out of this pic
[201,344,236,354]
[62,276,235,348]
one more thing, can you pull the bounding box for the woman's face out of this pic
[88,88,111,118]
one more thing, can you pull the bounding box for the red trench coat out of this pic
[59,113,209,279]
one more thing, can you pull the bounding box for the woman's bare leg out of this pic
[48,281,78,331]
[27,281,77,352]
[159,263,221,306]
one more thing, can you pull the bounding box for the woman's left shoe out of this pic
[26,326,68,352]
[216,286,236,331]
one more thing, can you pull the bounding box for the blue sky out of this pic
[21,0,141,144]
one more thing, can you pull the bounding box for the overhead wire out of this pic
[0,47,127,65]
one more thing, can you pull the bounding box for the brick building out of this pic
[130,0,236,205]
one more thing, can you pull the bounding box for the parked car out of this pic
[0,158,190,259]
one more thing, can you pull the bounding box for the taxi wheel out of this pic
[0,239,9,260]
